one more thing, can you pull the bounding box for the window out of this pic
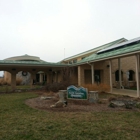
[69,61,72,64]
[115,70,123,81]
[127,70,134,81]
[73,59,77,63]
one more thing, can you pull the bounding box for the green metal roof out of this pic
[61,38,127,62]
[0,37,139,67]
[4,54,47,62]
[74,42,140,65]
[0,60,68,67]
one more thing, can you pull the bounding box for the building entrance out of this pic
[94,70,101,83]
[84,70,101,84]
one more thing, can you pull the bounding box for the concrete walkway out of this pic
[112,88,137,98]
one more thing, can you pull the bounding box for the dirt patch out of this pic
[25,92,140,112]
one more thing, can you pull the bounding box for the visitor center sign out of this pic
[67,85,88,100]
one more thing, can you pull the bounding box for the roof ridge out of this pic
[61,38,127,62]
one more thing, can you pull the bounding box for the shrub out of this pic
[108,102,116,108]
[0,78,7,85]
[0,77,22,86]
[16,77,22,85]
[135,103,140,109]
[82,84,99,91]
[6,78,11,85]
[98,83,111,93]
[0,79,3,86]
[46,81,70,92]
[45,67,73,92]
[82,83,110,93]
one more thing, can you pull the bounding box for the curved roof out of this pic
[4,54,46,62]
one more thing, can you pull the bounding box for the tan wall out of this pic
[94,61,110,84]
[111,56,136,87]
[76,56,137,87]
[77,61,111,85]
[84,70,92,84]
[70,67,78,85]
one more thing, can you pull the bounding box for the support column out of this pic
[139,54,140,87]
[30,74,34,88]
[91,63,94,84]
[118,58,121,89]
[135,54,140,97]
[78,65,84,86]
[11,72,16,91]
[51,71,53,83]
[55,71,58,83]
[47,74,49,83]
[109,60,112,93]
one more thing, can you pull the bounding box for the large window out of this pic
[127,70,134,81]
[115,70,123,81]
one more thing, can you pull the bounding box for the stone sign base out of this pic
[89,91,99,103]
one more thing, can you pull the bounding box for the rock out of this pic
[50,90,67,108]
[50,101,67,108]
[50,105,56,108]
[110,100,125,107]
[109,99,140,109]
[40,96,52,100]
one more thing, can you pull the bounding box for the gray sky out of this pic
[0,0,140,63]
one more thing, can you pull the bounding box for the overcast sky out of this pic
[0,0,140,63]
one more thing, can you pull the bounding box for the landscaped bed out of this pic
[25,92,140,112]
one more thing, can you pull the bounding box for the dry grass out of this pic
[0,77,22,86]
[0,78,7,85]
[82,83,110,93]
[16,77,22,85]
[1,92,140,140]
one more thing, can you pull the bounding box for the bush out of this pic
[0,78,7,85]
[82,83,110,93]
[46,81,70,92]
[108,102,116,108]
[16,77,22,85]
[0,79,3,86]
[0,77,22,86]
[6,78,11,85]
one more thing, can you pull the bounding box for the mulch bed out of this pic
[25,92,140,112]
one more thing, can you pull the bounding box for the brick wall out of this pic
[111,56,136,87]
[77,55,137,87]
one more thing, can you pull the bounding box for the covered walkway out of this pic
[112,88,137,98]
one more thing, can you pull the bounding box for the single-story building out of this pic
[0,37,140,96]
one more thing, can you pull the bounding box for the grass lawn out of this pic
[0,92,140,140]
[0,85,43,92]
